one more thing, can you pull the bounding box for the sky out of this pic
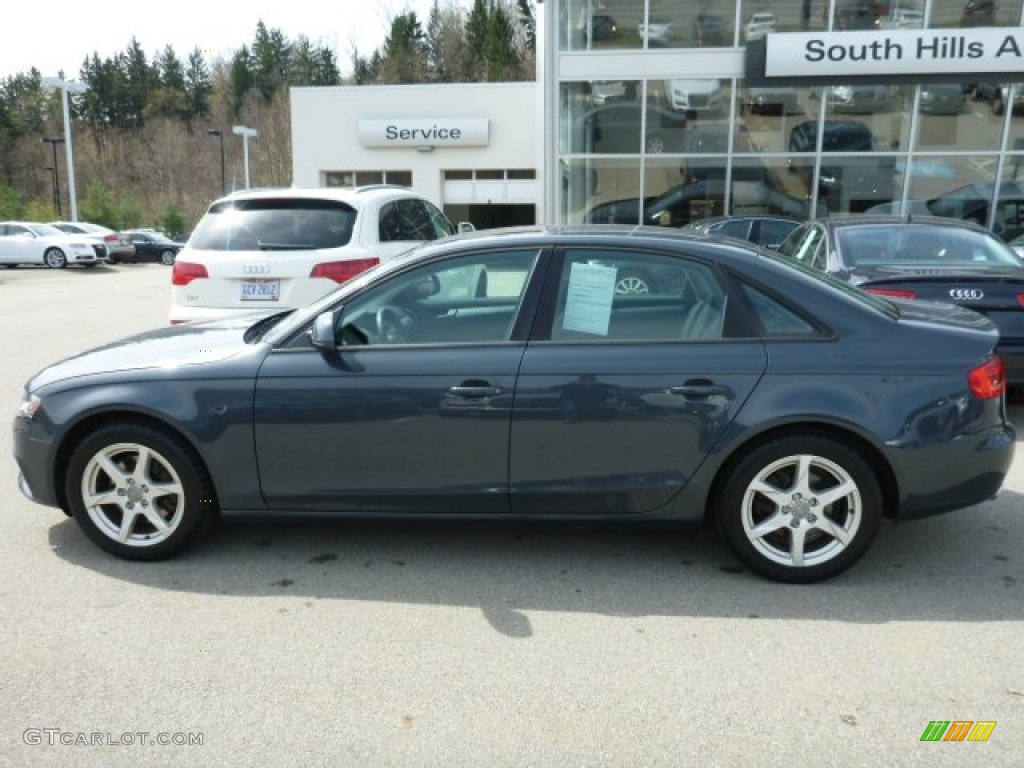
[2,0,466,81]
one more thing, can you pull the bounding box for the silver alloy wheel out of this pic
[80,442,186,548]
[44,248,67,269]
[160,249,176,266]
[615,275,651,294]
[740,453,862,569]
[645,134,665,153]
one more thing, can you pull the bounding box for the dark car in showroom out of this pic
[14,227,1015,583]
[788,120,896,212]
[776,215,1024,387]
[117,229,185,265]
[575,101,689,154]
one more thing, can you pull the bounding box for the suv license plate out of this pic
[241,279,280,301]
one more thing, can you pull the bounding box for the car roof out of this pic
[211,185,427,206]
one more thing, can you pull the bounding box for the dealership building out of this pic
[293,1,1024,233]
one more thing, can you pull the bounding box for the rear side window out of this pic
[379,199,453,242]
[189,198,357,251]
[739,282,819,336]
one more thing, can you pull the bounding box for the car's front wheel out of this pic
[44,248,68,269]
[65,422,215,560]
[716,433,882,583]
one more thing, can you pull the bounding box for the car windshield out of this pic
[28,224,64,237]
[189,198,358,252]
[837,225,1022,268]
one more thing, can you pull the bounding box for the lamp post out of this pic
[41,137,65,218]
[41,77,87,221]
[232,125,258,189]
[207,128,227,196]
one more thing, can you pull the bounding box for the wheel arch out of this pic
[53,410,220,514]
[703,422,900,524]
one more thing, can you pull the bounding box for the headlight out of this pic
[18,391,41,419]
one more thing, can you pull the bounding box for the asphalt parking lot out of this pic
[1,263,1022,767]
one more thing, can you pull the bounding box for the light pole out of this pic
[42,77,87,221]
[232,125,258,189]
[41,137,65,218]
[207,128,227,196]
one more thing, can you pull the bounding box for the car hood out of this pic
[28,316,261,391]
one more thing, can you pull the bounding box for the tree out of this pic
[184,48,213,119]
[425,3,467,82]
[379,12,428,83]
[149,46,189,120]
[228,45,256,117]
[252,21,292,102]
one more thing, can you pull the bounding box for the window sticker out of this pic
[562,261,617,335]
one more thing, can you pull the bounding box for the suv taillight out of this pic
[310,258,380,284]
[172,262,209,286]
[103,234,118,243]
[968,357,1005,400]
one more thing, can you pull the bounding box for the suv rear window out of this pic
[190,198,357,251]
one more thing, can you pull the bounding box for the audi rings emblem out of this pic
[243,263,271,275]
[949,288,984,300]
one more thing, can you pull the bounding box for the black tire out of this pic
[160,249,176,266]
[65,422,215,560]
[44,248,68,269]
[106,256,120,265]
[716,433,883,583]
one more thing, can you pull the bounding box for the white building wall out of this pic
[291,83,538,212]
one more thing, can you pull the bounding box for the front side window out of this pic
[336,249,541,346]
[551,249,728,342]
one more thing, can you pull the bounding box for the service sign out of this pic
[358,118,489,148]
[765,28,1024,78]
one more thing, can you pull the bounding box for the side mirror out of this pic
[458,222,475,233]
[310,310,338,351]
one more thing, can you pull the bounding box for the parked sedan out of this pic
[15,228,1015,583]
[0,222,102,268]
[119,230,184,265]
[50,221,135,262]
[776,215,1024,386]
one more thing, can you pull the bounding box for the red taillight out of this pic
[103,234,118,243]
[172,261,209,286]
[310,258,380,284]
[867,287,917,300]
[1017,293,1024,307]
[968,357,1005,400]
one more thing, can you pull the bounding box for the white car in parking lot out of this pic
[50,220,135,261]
[743,12,777,41]
[0,222,103,268]
[169,186,459,323]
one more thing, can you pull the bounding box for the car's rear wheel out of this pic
[44,248,68,269]
[614,269,656,294]
[106,255,120,265]
[65,422,215,560]
[717,434,882,583]
[160,249,176,266]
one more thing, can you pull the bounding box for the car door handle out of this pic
[449,383,503,399]
[668,382,729,398]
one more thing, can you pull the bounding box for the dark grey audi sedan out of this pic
[13,227,1016,582]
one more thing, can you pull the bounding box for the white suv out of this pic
[169,186,457,323]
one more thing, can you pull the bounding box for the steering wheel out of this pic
[374,305,415,343]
